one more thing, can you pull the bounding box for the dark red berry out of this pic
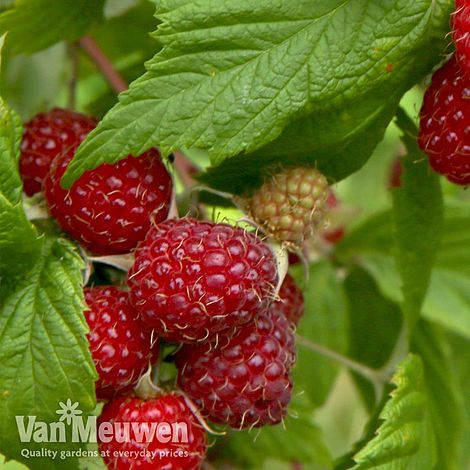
[20,108,96,196]
[44,148,172,255]
[84,286,158,399]
[453,0,470,75]
[288,252,301,265]
[176,309,295,429]
[274,273,304,326]
[418,56,470,186]
[127,218,278,343]
[98,393,207,470]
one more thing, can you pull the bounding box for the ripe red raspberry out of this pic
[84,286,158,399]
[128,218,278,343]
[44,148,172,255]
[243,167,330,247]
[418,56,470,186]
[176,309,295,429]
[274,273,304,326]
[20,108,96,196]
[98,393,207,470]
[453,1,470,75]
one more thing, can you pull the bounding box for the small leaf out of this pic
[392,108,443,331]
[0,236,97,469]
[352,354,436,469]
[0,0,105,54]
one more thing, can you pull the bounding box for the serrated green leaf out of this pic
[446,331,470,469]
[0,236,96,470]
[62,0,452,189]
[392,109,443,331]
[411,321,465,470]
[352,355,436,470]
[214,395,332,469]
[0,195,42,276]
[0,97,23,204]
[0,98,42,276]
[0,0,105,55]
[293,260,349,407]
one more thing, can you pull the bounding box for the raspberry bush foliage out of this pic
[0,0,469,469]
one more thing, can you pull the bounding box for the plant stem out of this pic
[173,150,200,188]
[296,335,390,387]
[78,36,128,94]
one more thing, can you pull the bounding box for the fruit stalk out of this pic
[78,36,128,94]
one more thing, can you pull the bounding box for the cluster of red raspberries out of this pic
[417,1,470,186]
[19,108,314,469]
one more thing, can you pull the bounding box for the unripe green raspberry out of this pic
[244,167,330,246]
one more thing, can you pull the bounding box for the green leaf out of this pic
[0,97,23,204]
[214,395,332,469]
[392,109,443,330]
[199,95,398,194]
[352,354,436,469]
[411,321,465,470]
[293,259,349,407]
[344,268,403,410]
[0,236,97,469]
[0,195,42,276]
[446,331,470,469]
[62,0,452,189]
[0,454,28,470]
[2,44,69,120]
[337,202,470,340]
[0,98,42,276]
[0,0,105,54]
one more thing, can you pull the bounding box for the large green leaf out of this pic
[0,236,96,470]
[293,260,349,407]
[392,109,443,330]
[213,395,332,469]
[411,321,465,470]
[0,0,105,54]
[199,95,399,193]
[62,0,452,189]
[352,355,436,469]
